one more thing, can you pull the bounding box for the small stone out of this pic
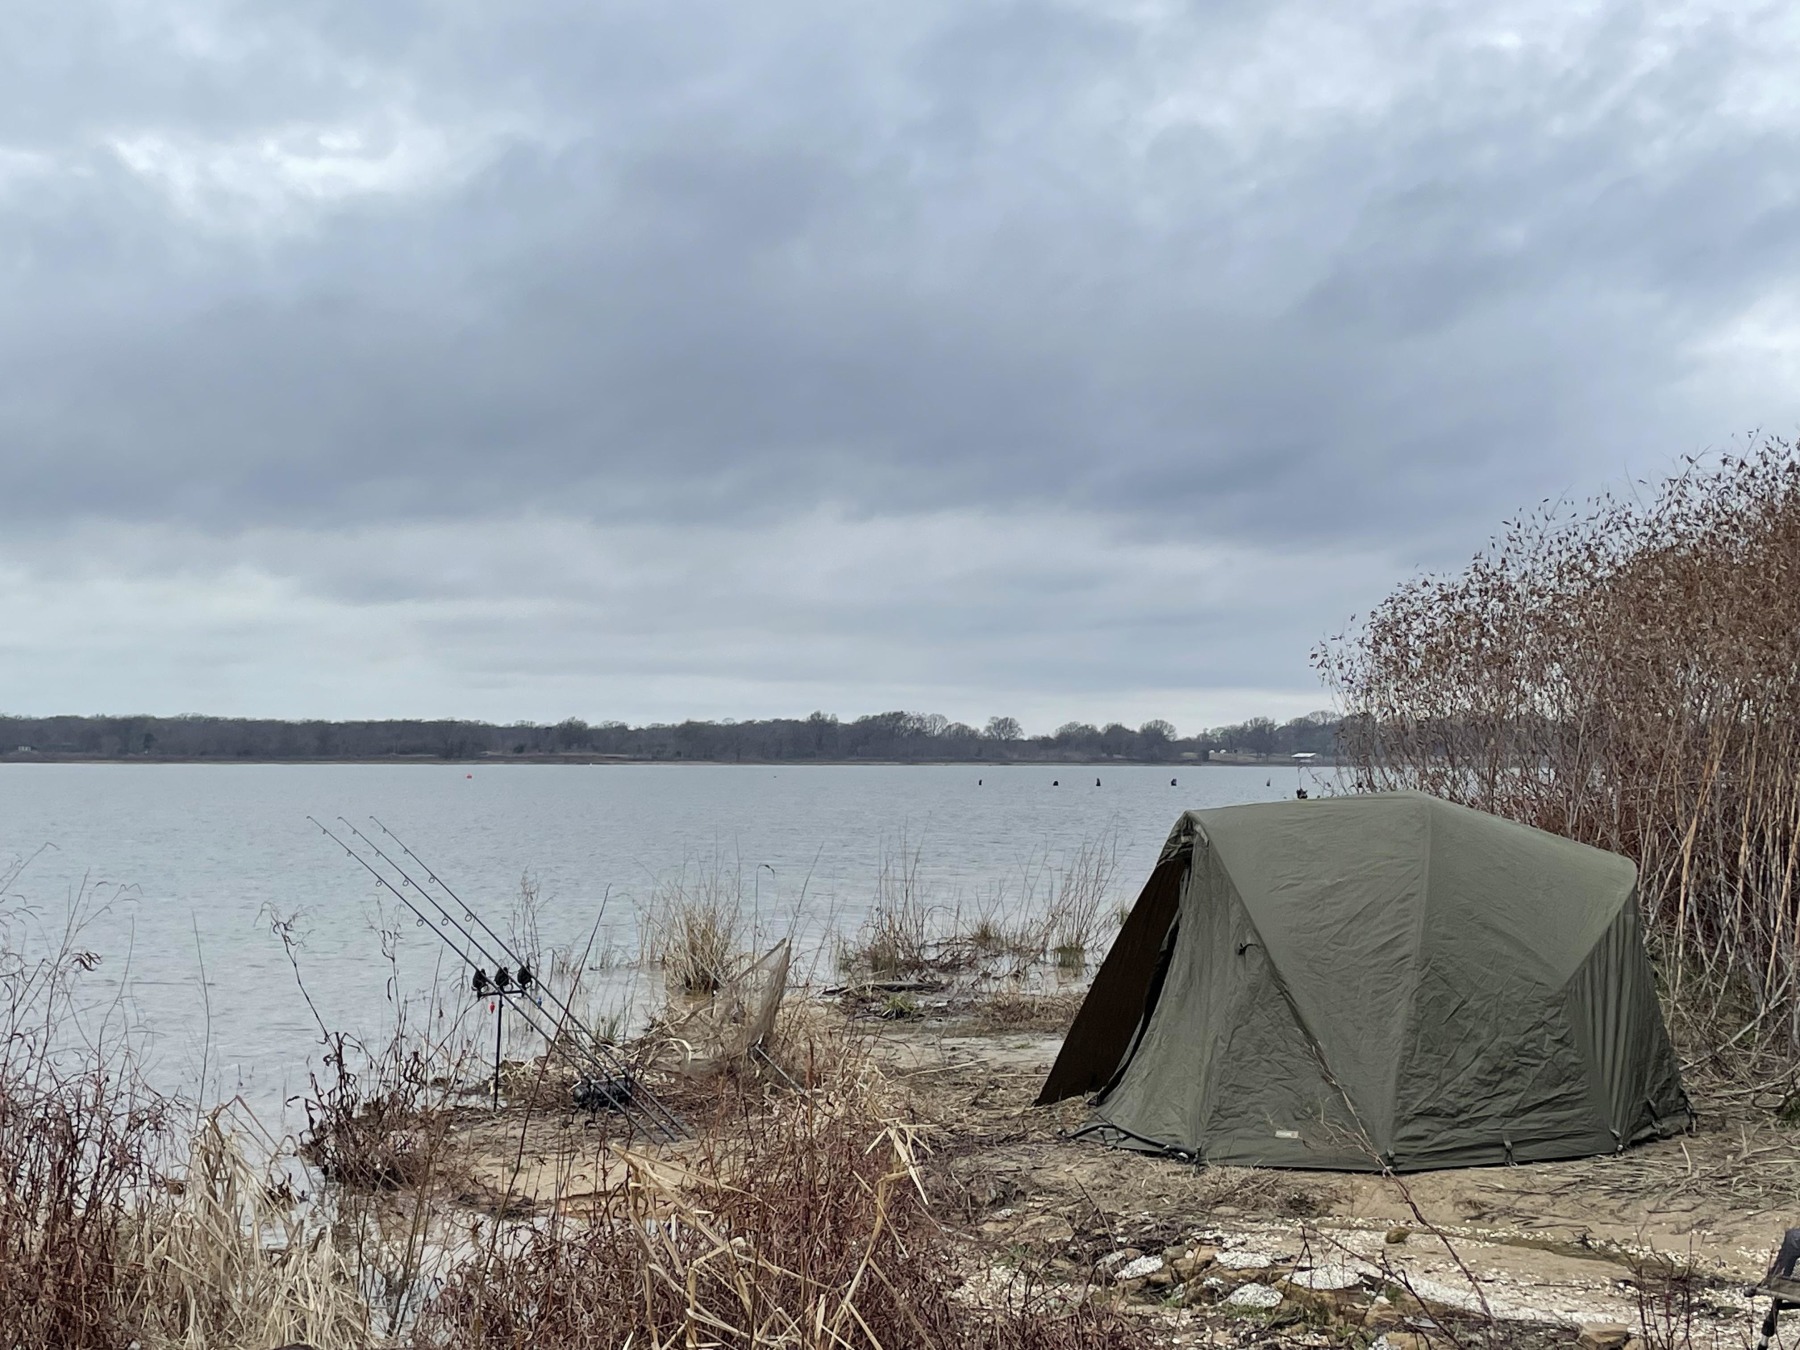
[1385,1227,1411,1244]
[1147,1266,1177,1288]
[1624,1341,1646,1350]
[1225,1282,1284,1310]
[1219,1248,1277,1269]
[1097,1248,1141,1274]
[1384,1334,1428,1350]
[1115,1254,1166,1282]
[1578,1324,1632,1350]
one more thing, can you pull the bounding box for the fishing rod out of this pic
[311,818,678,1140]
[365,816,687,1125]
[349,817,686,1140]
[319,817,677,1141]
[369,816,597,1031]
[334,817,681,1140]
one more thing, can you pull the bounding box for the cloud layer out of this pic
[4,0,1799,728]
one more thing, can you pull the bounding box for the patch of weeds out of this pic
[879,993,922,1020]
[968,989,1084,1033]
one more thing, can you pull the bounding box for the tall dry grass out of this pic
[1316,438,1800,1080]
[0,869,379,1349]
[839,828,1126,979]
[641,861,756,994]
[412,1083,1141,1350]
[124,1118,371,1349]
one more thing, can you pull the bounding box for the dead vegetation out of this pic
[836,828,1126,981]
[967,989,1086,1034]
[413,1086,1147,1350]
[0,874,376,1350]
[1318,438,1800,1081]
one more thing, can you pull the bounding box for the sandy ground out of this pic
[880,1024,1795,1332]
[443,998,1800,1346]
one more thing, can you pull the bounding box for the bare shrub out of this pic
[0,1044,163,1347]
[0,876,168,1349]
[1317,439,1800,1069]
[1,873,379,1349]
[1628,1251,1718,1350]
[299,1031,451,1192]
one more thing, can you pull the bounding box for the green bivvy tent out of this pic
[1038,792,1689,1171]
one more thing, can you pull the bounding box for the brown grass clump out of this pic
[1317,438,1800,1074]
[0,875,378,1349]
[640,860,758,995]
[124,1119,372,1349]
[967,990,1085,1034]
[412,1086,1145,1350]
[300,1031,456,1192]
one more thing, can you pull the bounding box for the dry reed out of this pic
[412,1083,1143,1350]
[1317,438,1800,1076]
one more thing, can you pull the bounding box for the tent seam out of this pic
[1384,799,1434,1160]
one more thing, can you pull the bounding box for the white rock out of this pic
[1218,1248,1278,1269]
[1290,1260,1371,1290]
[1225,1282,1283,1310]
[1115,1255,1166,1281]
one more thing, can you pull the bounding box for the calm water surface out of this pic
[0,762,1295,1128]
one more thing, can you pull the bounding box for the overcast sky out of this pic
[2,1,1797,734]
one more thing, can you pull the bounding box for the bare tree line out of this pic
[0,708,1340,764]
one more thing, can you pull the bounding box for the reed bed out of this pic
[838,829,1126,980]
[0,874,383,1349]
[124,1119,371,1350]
[1317,438,1800,1076]
[641,861,756,994]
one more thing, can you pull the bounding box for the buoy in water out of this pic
[1095,778,1101,787]
[1052,780,1059,787]
[1170,778,1178,787]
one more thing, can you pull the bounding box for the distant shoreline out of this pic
[0,752,1329,768]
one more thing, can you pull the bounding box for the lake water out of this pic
[0,762,1298,1130]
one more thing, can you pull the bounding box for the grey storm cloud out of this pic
[2,0,1799,723]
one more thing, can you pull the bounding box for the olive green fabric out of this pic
[1039,793,1690,1171]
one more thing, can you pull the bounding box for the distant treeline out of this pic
[0,710,1341,764]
